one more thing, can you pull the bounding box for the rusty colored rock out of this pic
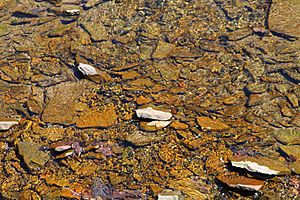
[217,174,264,191]
[76,105,117,128]
[170,121,189,130]
[196,116,230,131]
[136,95,152,105]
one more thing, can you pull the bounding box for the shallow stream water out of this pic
[0,0,300,199]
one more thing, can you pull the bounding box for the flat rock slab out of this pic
[196,116,230,131]
[0,118,19,130]
[268,0,300,38]
[17,142,50,171]
[230,156,290,175]
[278,145,300,161]
[274,128,300,145]
[217,174,264,191]
[75,105,117,128]
[42,82,89,125]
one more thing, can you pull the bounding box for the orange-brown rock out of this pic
[170,121,189,130]
[196,116,230,131]
[136,95,152,105]
[76,105,117,128]
[217,173,264,191]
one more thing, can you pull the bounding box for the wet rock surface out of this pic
[0,0,300,199]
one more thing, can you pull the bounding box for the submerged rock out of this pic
[268,0,300,38]
[75,105,117,128]
[136,107,172,121]
[17,142,50,171]
[78,63,112,83]
[278,145,300,161]
[125,131,163,147]
[196,116,230,131]
[217,174,264,191]
[274,128,300,145]
[0,118,19,130]
[152,41,176,59]
[230,156,290,175]
[42,82,88,125]
[290,161,300,174]
[139,121,171,132]
[78,63,98,76]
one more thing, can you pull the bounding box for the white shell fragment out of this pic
[147,121,171,128]
[0,119,19,130]
[78,63,98,76]
[65,9,80,15]
[136,107,172,121]
[231,161,280,175]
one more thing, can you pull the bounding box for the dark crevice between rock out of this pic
[279,69,300,84]
[270,30,298,42]
[213,0,239,21]
[12,12,39,18]
[264,0,272,29]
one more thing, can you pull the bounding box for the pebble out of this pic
[136,107,172,121]
[78,63,98,76]
[0,118,19,130]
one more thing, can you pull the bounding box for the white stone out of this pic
[231,160,280,175]
[147,120,171,128]
[65,9,80,15]
[78,63,98,76]
[136,107,172,121]
[0,120,19,130]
